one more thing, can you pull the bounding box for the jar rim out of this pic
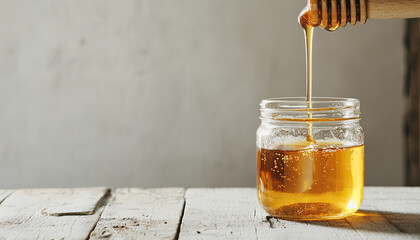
[261,97,359,106]
[260,97,361,121]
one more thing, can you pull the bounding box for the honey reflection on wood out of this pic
[309,210,420,235]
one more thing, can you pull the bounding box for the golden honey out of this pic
[257,143,364,220]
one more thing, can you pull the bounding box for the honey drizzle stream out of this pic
[300,9,316,143]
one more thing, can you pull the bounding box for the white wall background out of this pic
[0,0,404,188]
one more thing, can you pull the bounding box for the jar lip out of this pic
[261,97,359,106]
[260,97,361,121]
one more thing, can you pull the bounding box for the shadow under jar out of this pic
[257,97,364,220]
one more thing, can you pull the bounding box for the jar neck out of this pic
[260,97,361,122]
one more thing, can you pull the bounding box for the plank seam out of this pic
[265,216,277,228]
[254,208,259,240]
[0,190,14,205]
[85,189,113,240]
[174,191,186,240]
[344,218,367,240]
[47,189,112,216]
[384,215,408,233]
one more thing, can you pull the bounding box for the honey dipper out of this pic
[306,0,420,30]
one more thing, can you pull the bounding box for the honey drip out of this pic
[299,8,316,143]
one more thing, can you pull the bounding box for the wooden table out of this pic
[0,187,419,239]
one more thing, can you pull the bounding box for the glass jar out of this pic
[256,97,364,220]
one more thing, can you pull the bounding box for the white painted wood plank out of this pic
[343,188,420,240]
[178,188,342,240]
[0,187,110,239]
[42,187,110,216]
[0,190,13,204]
[178,187,420,240]
[364,187,420,199]
[90,188,185,240]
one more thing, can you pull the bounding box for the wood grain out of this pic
[368,0,420,19]
[89,188,185,240]
[345,187,420,239]
[179,188,260,240]
[178,188,357,240]
[0,187,110,239]
[0,187,418,239]
[311,0,419,28]
[178,187,420,240]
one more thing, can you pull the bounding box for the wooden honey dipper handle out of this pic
[368,0,420,19]
[308,0,420,30]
